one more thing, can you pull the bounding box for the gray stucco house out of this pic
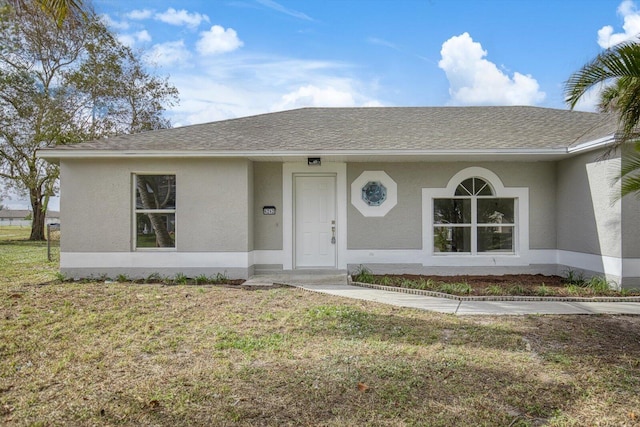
[38,106,640,288]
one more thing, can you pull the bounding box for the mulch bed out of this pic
[368,274,640,297]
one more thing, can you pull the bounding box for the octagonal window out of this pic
[362,181,387,206]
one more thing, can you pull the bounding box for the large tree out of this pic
[0,2,178,240]
[564,40,640,198]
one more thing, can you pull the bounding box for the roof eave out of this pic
[38,147,571,160]
[37,134,617,163]
[567,134,617,154]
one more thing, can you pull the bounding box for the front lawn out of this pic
[1,227,640,426]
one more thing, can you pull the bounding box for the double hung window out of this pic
[134,174,176,249]
[433,177,515,254]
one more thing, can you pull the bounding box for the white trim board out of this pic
[61,252,252,269]
[59,249,640,280]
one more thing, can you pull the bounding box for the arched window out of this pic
[433,176,515,254]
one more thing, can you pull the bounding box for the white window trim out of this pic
[351,170,398,217]
[422,167,529,266]
[132,172,177,251]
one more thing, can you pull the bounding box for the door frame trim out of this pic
[283,162,347,270]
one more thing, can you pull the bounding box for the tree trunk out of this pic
[29,189,46,241]
[136,179,173,247]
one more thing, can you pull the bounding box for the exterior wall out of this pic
[621,145,640,287]
[347,161,556,250]
[555,149,631,286]
[556,149,621,257]
[622,195,640,287]
[57,154,635,286]
[622,195,640,258]
[253,162,283,250]
[60,157,253,279]
[247,161,254,252]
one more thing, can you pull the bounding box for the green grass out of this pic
[0,226,59,285]
[2,226,640,425]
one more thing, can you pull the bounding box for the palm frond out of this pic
[618,143,640,198]
[36,0,85,26]
[565,40,640,109]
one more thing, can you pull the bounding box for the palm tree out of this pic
[7,0,85,25]
[565,40,640,198]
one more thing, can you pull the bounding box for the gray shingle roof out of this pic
[43,106,617,153]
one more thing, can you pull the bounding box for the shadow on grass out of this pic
[2,286,638,425]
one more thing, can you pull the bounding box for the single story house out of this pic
[38,106,640,288]
[0,209,60,227]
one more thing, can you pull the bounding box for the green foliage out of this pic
[566,284,581,296]
[210,272,229,284]
[536,284,553,296]
[438,282,472,295]
[214,330,285,354]
[351,265,374,283]
[399,278,414,288]
[485,285,505,296]
[0,3,178,240]
[586,276,613,293]
[115,273,129,283]
[508,284,527,295]
[306,305,374,336]
[563,269,585,286]
[379,276,394,286]
[416,278,434,290]
[145,272,162,283]
[565,40,640,198]
[173,273,188,285]
[194,274,209,285]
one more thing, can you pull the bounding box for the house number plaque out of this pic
[263,206,276,215]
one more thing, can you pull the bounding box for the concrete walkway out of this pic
[244,273,640,316]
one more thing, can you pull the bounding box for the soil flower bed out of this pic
[351,271,640,298]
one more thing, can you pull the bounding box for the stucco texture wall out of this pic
[60,158,252,253]
[622,195,640,258]
[347,162,557,250]
[556,149,621,257]
[253,162,283,250]
[621,145,640,258]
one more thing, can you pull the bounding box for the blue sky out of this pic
[91,0,639,127]
[4,0,640,209]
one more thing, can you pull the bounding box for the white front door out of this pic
[294,175,337,268]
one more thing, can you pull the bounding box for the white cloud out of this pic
[135,30,152,43]
[273,85,356,110]
[438,32,545,106]
[155,8,210,29]
[117,30,152,47]
[196,26,243,55]
[569,85,604,112]
[144,40,192,67]
[100,14,129,31]
[256,0,313,21]
[127,9,153,20]
[597,0,640,48]
[368,37,398,50]
[164,56,383,125]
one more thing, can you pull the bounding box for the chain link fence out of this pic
[47,223,60,262]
